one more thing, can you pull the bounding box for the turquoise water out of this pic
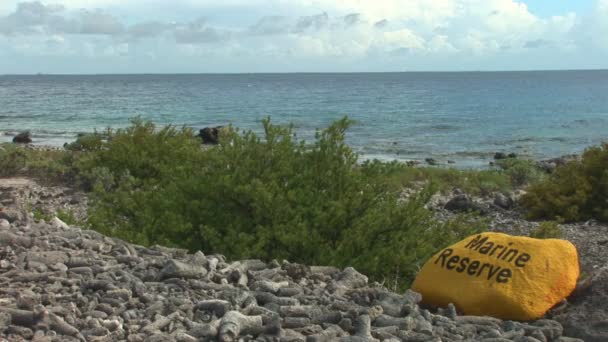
[1,71,607,167]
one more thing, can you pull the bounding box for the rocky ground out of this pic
[0,178,607,341]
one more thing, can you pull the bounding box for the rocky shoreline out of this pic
[0,178,607,341]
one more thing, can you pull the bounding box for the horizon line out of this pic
[2,68,608,76]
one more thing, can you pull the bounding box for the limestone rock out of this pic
[159,259,207,280]
[552,265,608,341]
[412,232,579,320]
[49,217,69,230]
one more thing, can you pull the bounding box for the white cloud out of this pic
[0,0,606,72]
[381,29,426,51]
[78,9,124,34]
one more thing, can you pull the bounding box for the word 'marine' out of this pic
[434,234,532,283]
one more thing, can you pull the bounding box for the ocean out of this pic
[1,70,607,167]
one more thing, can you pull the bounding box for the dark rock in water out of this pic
[447,160,455,164]
[197,126,224,144]
[425,158,438,166]
[12,131,32,144]
[507,153,518,159]
[552,265,608,342]
[494,152,507,160]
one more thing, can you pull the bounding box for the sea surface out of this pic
[1,71,608,167]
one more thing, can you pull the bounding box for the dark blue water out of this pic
[1,71,607,167]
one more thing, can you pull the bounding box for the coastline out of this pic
[0,132,583,170]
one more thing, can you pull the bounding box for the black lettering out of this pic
[456,257,470,273]
[446,255,460,270]
[468,261,480,275]
[502,249,519,263]
[435,249,453,267]
[515,253,531,267]
[486,264,502,280]
[497,242,513,259]
[496,269,512,283]
[477,263,490,277]
[489,244,504,256]
[465,235,488,250]
[478,241,494,254]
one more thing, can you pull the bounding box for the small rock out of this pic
[494,152,507,160]
[425,158,438,166]
[0,219,10,230]
[49,217,69,230]
[444,194,474,212]
[493,193,514,210]
[159,259,207,280]
[13,131,32,144]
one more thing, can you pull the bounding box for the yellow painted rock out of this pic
[411,232,579,320]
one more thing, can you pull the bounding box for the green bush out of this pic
[522,143,608,222]
[529,221,563,239]
[495,158,545,187]
[65,132,108,152]
[0,145,27,177]
[361,160,514,196]
[79,117,483,286]
[0,144,71,182]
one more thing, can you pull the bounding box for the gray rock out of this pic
[0,219,10,230]
[159,259,207,280]
[493,193,514,210]
[552,265,608,342]
[336,267,368,289]
[444,194,474,212]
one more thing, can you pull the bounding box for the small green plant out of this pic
[495,158,546,187]
[65,132,108,152]
[0,144,27,176]
[529,221,563,239]
[56,209,79,226]
[361,160,514,196]
[32,207,53,222]
[0,143,72,183]
[522,143,608,222]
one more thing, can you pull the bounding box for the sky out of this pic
[0,0,607,74]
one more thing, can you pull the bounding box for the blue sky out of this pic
[0,0,607,73]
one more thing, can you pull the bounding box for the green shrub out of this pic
[529,221,563,239]
[360,160,514,196]
[65,132,108,152]
[32,207,52,222]
[522,143,608,222]
[79,117,483,287]
[56,209,80,226]
[0,144,71,182]
[495,158,545,187]
[0,145,27,176]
